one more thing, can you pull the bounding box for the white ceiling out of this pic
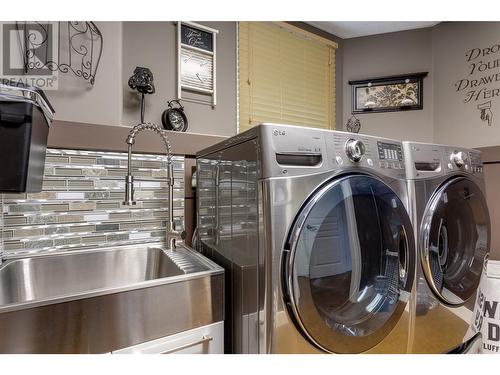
[307,21,440,39]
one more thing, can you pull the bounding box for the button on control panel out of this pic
[377,141,404,169]
[470,151,484,175]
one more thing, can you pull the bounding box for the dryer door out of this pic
[421,176,490,305]
[283,174,415,353]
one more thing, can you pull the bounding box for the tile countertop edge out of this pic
[48,121,228,157]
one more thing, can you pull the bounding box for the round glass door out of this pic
[283,174,415,353]
[421,177,490,305]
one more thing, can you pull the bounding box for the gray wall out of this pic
[121,21,237,136]
[17,22,123,126]
[38,21,342,137]
[342,28,434,142]
[33,21,500,147]
[32,21,238,136]
[433,22,500,147]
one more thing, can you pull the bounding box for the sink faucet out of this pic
[123,122,185,249]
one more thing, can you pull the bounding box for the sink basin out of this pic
[0,245,210,307]
[0,243,224,353]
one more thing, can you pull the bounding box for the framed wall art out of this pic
[349,72,428,114]
[177,21,219,107]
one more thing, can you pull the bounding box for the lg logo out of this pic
[273,129,286,136]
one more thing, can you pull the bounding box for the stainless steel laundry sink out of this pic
[0,245,208,306]
[0,243,224,353]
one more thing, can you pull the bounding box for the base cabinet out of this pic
[112,321,224,354]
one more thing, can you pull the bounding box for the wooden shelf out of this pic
[48,120,227,157]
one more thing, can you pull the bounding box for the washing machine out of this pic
[196,123,415,353]
[403,141,490,353]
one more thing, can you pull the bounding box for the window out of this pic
[238,22,337,133]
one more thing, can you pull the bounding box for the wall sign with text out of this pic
[177,21,219,107]
[454,43,500,127]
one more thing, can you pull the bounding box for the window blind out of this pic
[239,22,336,133]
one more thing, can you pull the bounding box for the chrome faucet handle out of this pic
[123,122,181,249]
[123,174,136,206]
[126,122,172,157]
[123,122,172,207]
[168,227,187,250]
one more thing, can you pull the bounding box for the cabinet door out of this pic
[112,321,224,354]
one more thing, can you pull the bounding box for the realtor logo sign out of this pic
[0,22,58,89]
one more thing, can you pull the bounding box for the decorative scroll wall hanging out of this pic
[15,21,103,85]
[349,72,428,114]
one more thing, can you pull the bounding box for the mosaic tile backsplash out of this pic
[1,148,184,256]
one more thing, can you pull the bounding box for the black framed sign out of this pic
[177,21,219,107]
[180,23,213,52]
[349,72,428,114]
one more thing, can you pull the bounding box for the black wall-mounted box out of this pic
[0,83,54,193]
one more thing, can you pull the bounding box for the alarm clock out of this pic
[162,100,188,132]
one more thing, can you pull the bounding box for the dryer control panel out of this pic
[403,141,484,180]
[443,146,484,176]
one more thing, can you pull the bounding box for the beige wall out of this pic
[341,28,434,142]
[433,22,500,148]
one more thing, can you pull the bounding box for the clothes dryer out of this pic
[403,142,490,353]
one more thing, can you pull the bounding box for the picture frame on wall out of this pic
[349,72,428,114]
[177,21,219,107]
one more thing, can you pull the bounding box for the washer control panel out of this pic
[377,141,405,169]
[259,125,409,179]
[327,131,406,179]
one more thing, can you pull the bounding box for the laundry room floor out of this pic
[412,305,470,353]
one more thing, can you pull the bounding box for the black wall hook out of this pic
[128,67,155,94]
[128,67,155,123]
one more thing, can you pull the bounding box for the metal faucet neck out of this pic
[123,122,184,249]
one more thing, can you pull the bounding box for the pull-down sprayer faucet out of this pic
[123,122,185,249]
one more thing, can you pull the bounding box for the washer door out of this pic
[421,176,490,305]
[283,174,415,353]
